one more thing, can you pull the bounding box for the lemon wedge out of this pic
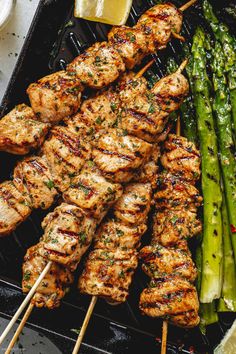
[214,319,236,354]
[74,0,133,25]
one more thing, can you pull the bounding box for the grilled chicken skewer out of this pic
[139,128,202,354]
[0,0,197,156]
[0,64,152,236]
[73,180,154,354]
[1,60,189,351]
[0,59,188,237]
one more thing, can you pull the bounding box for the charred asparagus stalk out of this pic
[211,40,236,260]
[203,0,236,135]
[191,27,223,303]
[218,193,236,312]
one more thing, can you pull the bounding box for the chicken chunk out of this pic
[22,244,73,309]
[0,181,31,236]
[161,134,201,182]
[39,203,97,270]
[27,70,82,124]
[63,162,123,220]
[79,248,138,304]
[114,183,152,225]
[13,156,58,209]
[67,42,125,89]
[0,104,49,155]
[94,219,147,252]
[66,112,95,141]
[139,276,200,328]
[120,72,188,143]
[108,26,148,69]
[92,128,152,183]
[136,3,183,53]
[42,126,91,192]
[132,143,160,187]
[152,209,202,247]
[120,92,169,143]
[152,72,189,113]
[80,88,119,133]
[140,244,197,283]
[155,171,202,212]
[118,76,148,104]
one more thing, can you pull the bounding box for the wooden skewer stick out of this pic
[72,296,97,354]
[172,31,185,42]
[161,320,168,354]
[4,303,35,354]
[161,117,181,354]
[135,59,155,78]
[179,0,197,12]
[0,261,52,348]
[177,59,188,74]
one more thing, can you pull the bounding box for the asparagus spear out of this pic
[166,56,197,143]
[203,0,236,135]
[211,40,236,259]
[192,27,223,303]
[200,302,219,331]
[218,193,236,312]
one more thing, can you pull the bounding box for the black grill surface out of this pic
[0,1,236,353]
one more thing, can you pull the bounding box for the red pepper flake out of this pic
[231,224,236,233]
[189,346,195,353]
[175,184,184,191]
[155,337,161,343]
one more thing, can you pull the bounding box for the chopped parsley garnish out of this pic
[119,270,125,278]
[126,32,136,43]
[78,232,87,245]
[171,216,179,224]
[110,102,117,112]
[44,180,54,190]
[23,270,31,281]
[78,183,90,196]
[95,116,102,125]
[148,103,156,114]
[116,229,124,237]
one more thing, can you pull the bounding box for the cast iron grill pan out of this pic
[0,0,236,352]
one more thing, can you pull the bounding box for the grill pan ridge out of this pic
[0,0,236,353]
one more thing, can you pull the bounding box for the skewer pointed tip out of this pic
[179,0,197,12]
[176,59,188,74]
[136,59,155,79]
[172,31,185,42]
